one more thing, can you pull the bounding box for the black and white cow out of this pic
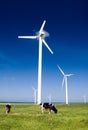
[6,104,11,114]
[40,103,57,114]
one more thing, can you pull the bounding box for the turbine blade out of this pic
[62,77,65,88]
[42,39,53,54]
[18,36,37,39]
[39,20,46,33]
[66,74,74,77]
[57,65,65,76]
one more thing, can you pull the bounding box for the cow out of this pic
[40,103,57,114]
[6,104,11,114]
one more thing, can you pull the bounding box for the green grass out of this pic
[0,103,88,130]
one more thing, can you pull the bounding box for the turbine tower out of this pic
[32,87,37,104]
[57,65,73,104]
[83,95,86,104]
[18,20,53,104]
[47,94,52,104]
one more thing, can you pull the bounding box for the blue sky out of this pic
[0,0,88,103]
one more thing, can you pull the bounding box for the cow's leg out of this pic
[49,109,51,114]
[41,104,44,113]
[42,108,44,113]
[6,108,9,114]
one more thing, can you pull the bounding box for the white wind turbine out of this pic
[83,95,86,104]
[47,94,52,104]
[32,87,37,104]
[57,65,73,104]
[18,20,53,104]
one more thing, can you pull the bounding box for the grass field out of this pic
[0,103,88,130]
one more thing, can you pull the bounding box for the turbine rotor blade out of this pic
[39,20,46,33]
[42,39,53,54]
[62,77,65,88]
[57,65,65,76]
[66,74,74,77]
[18,36,37,39]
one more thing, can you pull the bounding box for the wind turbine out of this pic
[18,20,53,104]
[32,87,37,104]
[47,94,52,104]
[83,95,86,104]
[57,65,73,104]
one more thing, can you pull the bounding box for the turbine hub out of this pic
[37,31,49,39]
[39,31,45,38]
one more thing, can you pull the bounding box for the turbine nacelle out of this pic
[36,30,49,39]
[39,31,45,37]
[57,65,74,77]
[65,74,74,77]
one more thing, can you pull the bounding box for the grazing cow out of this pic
[6,104,11,114]
[40,103,57,114]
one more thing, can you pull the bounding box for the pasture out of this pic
[0,103,88,130]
